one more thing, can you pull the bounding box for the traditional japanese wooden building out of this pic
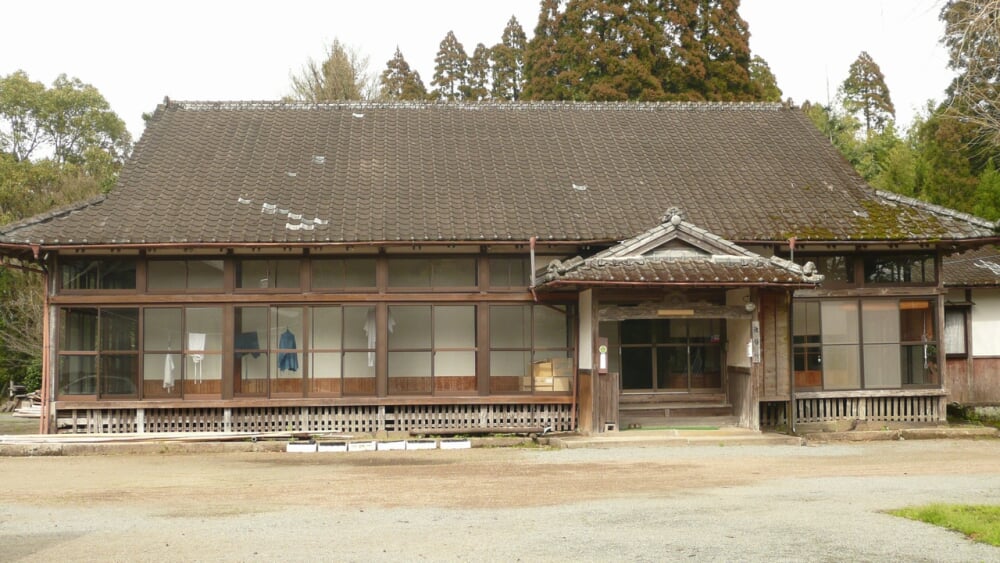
[0,100,996,434]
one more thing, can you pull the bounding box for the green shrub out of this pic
[21,358,42,393]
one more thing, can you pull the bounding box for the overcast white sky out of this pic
[1,0,951,141]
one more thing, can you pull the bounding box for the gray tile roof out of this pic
[1,100,996,247]
[944,245,1000,287]
[536,209,822,288]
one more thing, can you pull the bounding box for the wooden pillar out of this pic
[41,266,54,434]
[576,289,600,433]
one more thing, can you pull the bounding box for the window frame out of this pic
[792,297,940,391]
[309,256,378,292]
[387,304,478,395]
[862,253,937,286]
[386,256,479,291]
[943,305,970,358]
[58,257,138,293]
[56,306,140,400]
[488,304,575,394]
[234,257,303,292]
[146,258,225,293]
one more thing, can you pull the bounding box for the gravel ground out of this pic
[2,440,999,562]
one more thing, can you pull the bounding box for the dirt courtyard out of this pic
[2,439,1000,562]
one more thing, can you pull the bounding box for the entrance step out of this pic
[620,392,726,405]
[620,403,734,418]
[619,414,739,430]
[619,393,734,428]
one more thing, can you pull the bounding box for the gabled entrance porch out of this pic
[533,209,823,434]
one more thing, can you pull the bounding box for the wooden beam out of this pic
[600,302,751,321]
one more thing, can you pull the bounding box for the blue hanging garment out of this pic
[277,329,299,372]
[235,331,261,359]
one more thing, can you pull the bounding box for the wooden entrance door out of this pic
[612,318,724,392]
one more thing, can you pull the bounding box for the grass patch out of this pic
[888,504,1000,546]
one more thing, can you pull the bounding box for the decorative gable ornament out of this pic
[535,209,823,288]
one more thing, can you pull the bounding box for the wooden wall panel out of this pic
[947,357,1000,405]
[760,290,790,399]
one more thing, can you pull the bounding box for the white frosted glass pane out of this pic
[535,306,569,348]
[311,307,343,349]
[238,353,268,379]
[344,352,375,378]
[188,308,223,350]
[144,309,182,351]
[187,353,222,381]
[310,352,341,379]
[793,302,820,336]
[143,353,179,382]
[490,306,530,348]
[490,350,528,377]
[821,301,859,344]
[435,351,475,377]
[435,306,475,347]
[389,351,432,377]
[822,345,860,389]
[389,306,431,348]
[862,301,899,343]
[864,343,901,387]
[344,307,374,349]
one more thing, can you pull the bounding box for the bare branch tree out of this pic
[0,269,43,362]
[288,39,378,102]
[941,1,1000,143]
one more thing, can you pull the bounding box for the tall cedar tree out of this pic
[468,43,492,101]
[523,0,761,101]
[491,16,527,101]
[941,0,1000,144]
[431,31,470,101]
[380,47,428,101]
[840,51,895,136]
[660,0,759,101]
[564,0,664,100]
[523,0,567,100]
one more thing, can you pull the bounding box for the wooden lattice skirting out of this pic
[795,395,942,424]
[55,404,575,434]
[760,394,945,427]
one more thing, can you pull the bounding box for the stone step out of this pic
[620,403,733,418]
[618,414,739,429]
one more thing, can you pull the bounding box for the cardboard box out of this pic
[531,358,573,392]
